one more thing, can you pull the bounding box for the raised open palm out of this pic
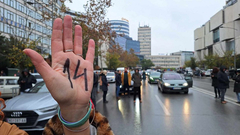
[24,15,95,122]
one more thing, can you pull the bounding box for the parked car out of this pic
[148,72,161,84]
[205,69,212,77]
[158,72,189,94]
[31,73,43,84]
[0,76,19,98]
[3,81,58,131]
[106,72,115,83]
[229,69,236,79]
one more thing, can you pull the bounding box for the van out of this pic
[116,67,125,72]
[0,76,19,98]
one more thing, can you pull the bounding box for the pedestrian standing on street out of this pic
[132,69,142,103]
[91,72,99,108]
[233,70,240,104]
[101,70,109,103]
[211,67,220,98]
[121,67,132,96]
[0,70,6,76]
[142,70,146,81]
[225,69,230,79]
[115,70,122,100]
[17,69,37,94]
[217,66,230,104]
[99,70,103,91]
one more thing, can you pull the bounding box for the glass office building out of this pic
[0,0,63,54]
[110,19,129,36]
[126,36,140,53]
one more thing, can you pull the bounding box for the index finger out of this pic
[86,39,95,63]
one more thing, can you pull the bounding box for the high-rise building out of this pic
[125,36,140,54]
[0,0,63,54]
[110,18,129,36]
[138,25,151,57]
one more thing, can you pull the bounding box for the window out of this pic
[0,79,3,85]
[213,29,220,43]
[0,22,3,32]
[226,40,235,53]
[18,15,25,25]
[6,79,18,85]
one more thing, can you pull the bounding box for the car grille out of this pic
[178,84,183,86]
[170,84,175,86]
[4,111,38,127]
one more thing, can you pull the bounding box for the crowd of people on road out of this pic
[91,67,144,108]
[211,66,240,104]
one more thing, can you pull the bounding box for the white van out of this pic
[0,76,19,98]
[116,67,125,72]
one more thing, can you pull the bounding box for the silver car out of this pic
[3,81,58,131]
[106,72,116,82]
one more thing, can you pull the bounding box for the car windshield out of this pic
[107,72,115,76]
[163,73,183,80]
[151,72,160,76]
[28,82,49,93]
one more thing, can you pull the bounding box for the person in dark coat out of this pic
[91,72,99,108]
[17,69,37,94]
[211,67,220,98]
[0,70,6,76]
[217,66,230,104]
[115,70,122,100]
[142,70,146,81]
[132,69,142,103]
[101,70,109,103]
[233,70,240,103]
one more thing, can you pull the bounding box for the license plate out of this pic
[173,87,181,90]
[155,79,159,81]
[7,118,27,123]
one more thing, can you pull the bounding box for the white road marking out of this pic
[97,94,109,104]
[192,86,240,106]
[155,95,171,116]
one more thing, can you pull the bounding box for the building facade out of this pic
[138,25,151,57]
[194,0,240,63]
[145,55,181,68]
[171,51,194,67]
[110,19,129,36]
[0,0,63,54]
[126,36,140,53]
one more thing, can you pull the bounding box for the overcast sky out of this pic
[65,0,226,55]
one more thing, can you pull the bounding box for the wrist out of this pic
[60,104,89,123]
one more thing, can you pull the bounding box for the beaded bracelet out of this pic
[58,100,92,128]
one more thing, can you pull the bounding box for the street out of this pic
[27,77,240,135]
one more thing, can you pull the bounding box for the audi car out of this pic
[158,72,189,94]
[3,81,58,131]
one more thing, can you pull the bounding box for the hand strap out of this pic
[58,100,92,128]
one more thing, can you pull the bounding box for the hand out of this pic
[24,16,95,123]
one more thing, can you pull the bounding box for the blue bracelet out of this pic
[58,100,92,128]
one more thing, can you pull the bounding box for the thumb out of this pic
[23,49,54,81]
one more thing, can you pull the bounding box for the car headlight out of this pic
[164,83,170,86]
[37,105,58,113]
[183,83,188,86]
[112,76,114,78]
[120,85,122,88]
[150,77,153,80]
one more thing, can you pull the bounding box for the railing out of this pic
[11,87,20,98]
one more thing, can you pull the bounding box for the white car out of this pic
[31,73,43,84]
[205,69,212,77]
[0,76,19,98]
[106,72,115,82]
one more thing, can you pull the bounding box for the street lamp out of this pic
[220,25,238,69]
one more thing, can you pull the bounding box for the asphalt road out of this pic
[27,77,240,135]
